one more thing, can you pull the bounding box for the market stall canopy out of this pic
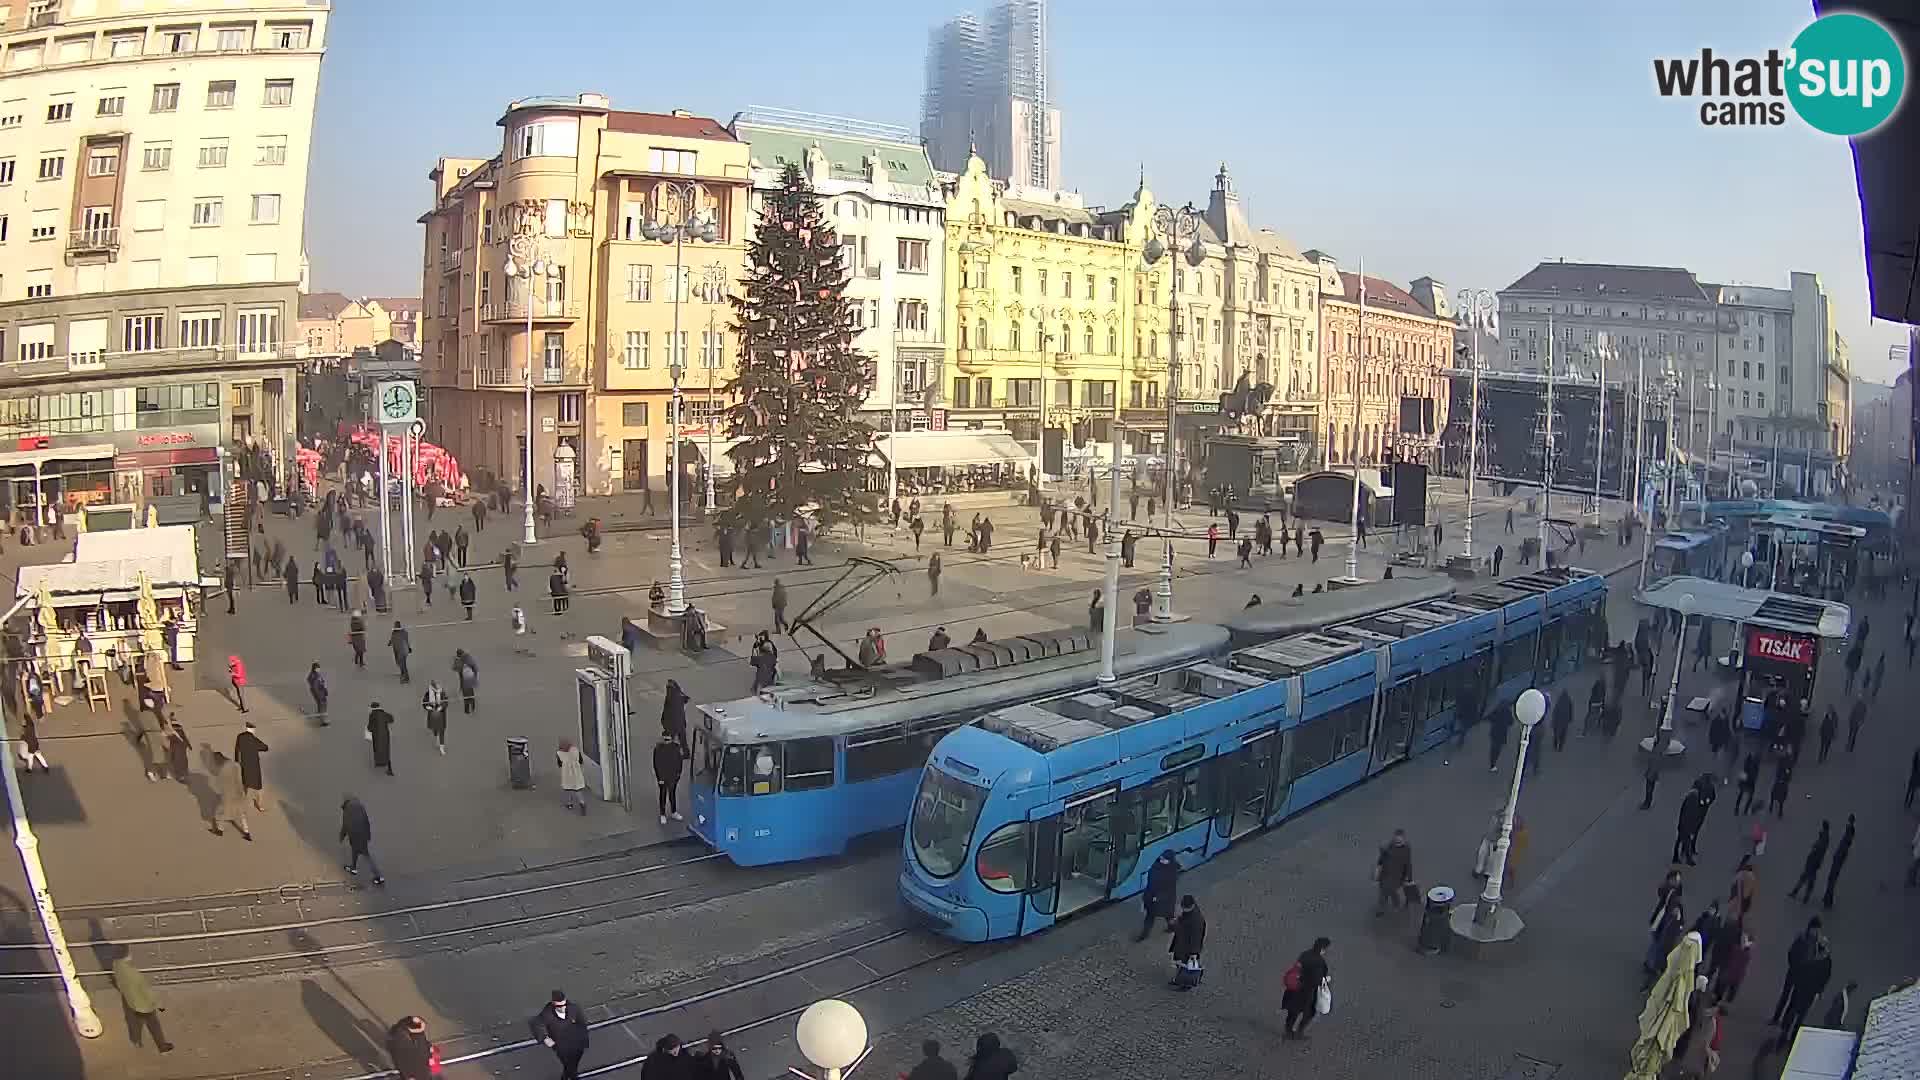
[1636,575,1851,638]
[874,431,1035,471]
[16,524,202,602]
[1827,1,1920,321]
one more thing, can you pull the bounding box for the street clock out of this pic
[375,380,417,425]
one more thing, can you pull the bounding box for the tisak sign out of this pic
[1746,627,1815,666]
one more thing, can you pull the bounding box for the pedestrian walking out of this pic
[962,1033,1018,1080]
[419,561,435,610]
[364,701,396,775]
[1773,937,1833,1049]
[928,551,942,595]
[1788,820,1830,901]
[385,1016,436,1080]
[1818,707,1838,762]
[1674,786,1707,866]
[504,545,519,590]
[771,577,788,633]
[1735,752,1760,814]
[1375,829,1414,914]
[750,633,778,692]
[1846,699,1866,752]
[1713,924,1753,1002]
[348,609,369,668]
[903,1040,957,1080]
[528,989,589,1080]
[226,654,249,713]
[653,732,683,826]
[455,525,470,567]
[208,751,252,840]
[795,524,812,565]
[224,559,237,615]
[1645,897,1687,987]
[454,649,478,713]
[1137,850,1180,941]
[1492,544,1504,577]
[458,574,477,621]
[1769,758,1794,817]
[16,714,49,773]
[308,662,330,725]
[550,567,569,614]
[1551,691,1573,751]
[557,738,587,814]
[1280,937,1331,1039]
[340,795,385,885]
[111,953,173,1054]
[661,678,690,753]
[1168,894,1205,990]
[386,620,412,683]
[422,681,449,755]
[234,722,269,812]
[1237,537,1253,568]
[1819,813,1855,909]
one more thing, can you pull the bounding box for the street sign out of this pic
[411,418,427,439]
[375,380,417,425]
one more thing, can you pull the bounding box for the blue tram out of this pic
[686,623,1229,866]
[1649,525,1728,586]
[897,568,1607,942]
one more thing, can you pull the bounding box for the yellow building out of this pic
[943,152,1165,458]
[419,94,749,497]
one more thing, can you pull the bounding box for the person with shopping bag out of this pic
[1168,895,1205,991]
[1280,936,1331,1040]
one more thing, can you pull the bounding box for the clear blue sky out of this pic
[309,0,1909,382]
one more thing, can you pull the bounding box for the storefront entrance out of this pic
[622,439,649,492]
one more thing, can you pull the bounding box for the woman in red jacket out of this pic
[226,654,248,713]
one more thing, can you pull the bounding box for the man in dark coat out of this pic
[661,679,690,752]
[284,557,300,603]
[233,722,269,812]
[385,1016,431,1079]
[1168,895,1205,990]
[367,702,395,776]
[653,734,684,826]
[1282,936,1331,1039]
[388,621,411,683]
[340,796,384,885]
[347,610,368,668]
[458,574,477,621]
[528,990,589,1080]
[1137,850,1180,941]
[1375,829,1413,914]
[1775,937,1834,1049]
[1673,787,1707,866]
[454,649,478,713]
[964,1033,1018,1080]
[1788,820,1830,901]
[1770,919,1825,1026]
[1820,813,1856,909]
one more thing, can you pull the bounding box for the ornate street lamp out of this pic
[641,182,719,616]
[1455,289,1496,567]
[502,230,558,546]
[1142,203,1206,622]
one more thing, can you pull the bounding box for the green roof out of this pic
[734,122,935,188]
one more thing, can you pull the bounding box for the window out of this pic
[847,724,937,782]
[896,299,929,333]
[162,29,196,53]
[558,393,583,424]
[179,311,220,349]
[142,143,171,171]
[255,136,287,166]
[36,155,63,181]
[1757,392,1766,410]
[19,324,54,361]
[543,198,567,239]
[619,330,650,369]
[897,238,928,273]
[25,271,52,300]
[1011,266,1023,294]
[1757,363,1766,381]
[124,314,166,353]
[237,309,279,354]
[1063,272,1073,298]
[206,81,236,109]
[1176,764,1213,830]
[96,94,124,117]
[951,377,971,408]
[250,194,280,224]
[86,149,118,177]
[197,140,229,168]
[45,100,71,122]
[0,214,7,242]
[151,83,179,113]
[784,737,834,791]
[262,79,293,107]
[648,147,696,174]
[29,208,54,240]
[1107,328,1117,355]
[1758,335,1764,352]
[0,159,12,185]
[625,263,651,302]
[541,332,565,380]
[269,25,308,49]
[110,35,144,58]
[132,199,163,232]
[191,198,223,227]
[216,27,250,52]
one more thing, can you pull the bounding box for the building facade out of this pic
[942,151,1151,454]
[418,96,750,499]
[730,108,945,430]
[297,292,417,358]
[921,0,1061,189]
[0,0,327,513]
[1310,253,1452,467]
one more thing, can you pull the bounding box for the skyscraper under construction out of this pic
[921,0,1062,190]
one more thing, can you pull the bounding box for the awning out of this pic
[1637,575,1851,638]
[876,431,1034,469]
[0,443,115,469]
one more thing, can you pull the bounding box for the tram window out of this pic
[1029,817,1061,911]
[718,745,749,796]
[1140,775,1179,844]
[1499,631,1537,681]
[1289,716,1338,778]
[1160,744,1205,772]
[734,743,783,795]
[1423,664,1457,721]
[784,737,836,791]
[1176,764,1213,830]
[847,725,925,781]
[692,730,715,781]
[976,823,1031,893]
[1332,697,1372,757]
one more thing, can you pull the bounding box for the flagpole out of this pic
[1592,339,1605,529]
[1346,263,1365,582]
[1540,313,1554,563]
[1456,289,1493,569]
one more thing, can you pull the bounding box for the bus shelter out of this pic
[1638,575,1849,735]
[1755,514,1865,600]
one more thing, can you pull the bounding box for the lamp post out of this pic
[1593,338,1610,530]
[793,999,868,1080]
[1637,360,1681,590]
[1475,687,1545,930]
[641,182,720,616]
[1741,548,1754,588]
[1641,593,1692,757]
[1455,289,1496,567]
[1343,263,1371,583]
[1098,422,1125,683]
[698,262,726,514]
[502,231,556,546]
[1142,202,1206,622]
[1539,315,1557,564]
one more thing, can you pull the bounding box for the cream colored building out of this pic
[1310,252,1453,467]
[297,292,417,358]
[419,95,750,498]
[0,0,326,512]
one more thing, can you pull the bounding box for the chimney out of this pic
[671,109,693,118]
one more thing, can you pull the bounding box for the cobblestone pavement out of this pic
[843,563,1920,1080]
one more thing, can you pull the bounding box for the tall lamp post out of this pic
[641,182,719,616]
[1592,338,1611,530]
[1455,289,1496,568]
[1637,360,1680,590]
[1539,315,1557,564]
[502,231,557,546]
[1142,202,1206,622]
[698,262,727,514]
[1472,687,1545,934]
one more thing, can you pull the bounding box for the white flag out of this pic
[1484,308,1499,337]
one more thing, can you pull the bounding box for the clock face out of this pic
[380,384,414,420]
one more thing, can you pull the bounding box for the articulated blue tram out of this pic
[1649,525,1729,586]
[687,623,1229,866]
[898,568,1607,942]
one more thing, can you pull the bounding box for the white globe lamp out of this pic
[796,999,867,1080]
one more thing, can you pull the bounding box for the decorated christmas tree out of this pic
[723,162,876,533]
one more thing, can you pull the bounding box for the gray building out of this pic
[921,0,1061,190]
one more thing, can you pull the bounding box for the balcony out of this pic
[471,348,589,389]
[482,299,583,324]
[440,249,462,274]
[67,227,120,258]
[954,348,992,375]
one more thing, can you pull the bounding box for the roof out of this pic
[1503,261,1712,304]
[1852,982,1920,1080]
[734,120,935,188]
[364,297,420,317]
[298,292,354,320]
[606,111,737,142]
[1636,575,1851,638]
[1330,273,1441,320]
[1003,197,1102,229]
[18,525,203,600]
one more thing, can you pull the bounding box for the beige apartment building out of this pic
[420,95,749,498]
[0,0,326,514]
[298,292,418,358]
[1309,252,1453,467]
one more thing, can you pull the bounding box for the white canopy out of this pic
[877,431,1034,470]
[1636,575,1850,639]
[17,524,202,601]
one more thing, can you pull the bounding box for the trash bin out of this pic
[1418,885,1455,954]
[507,736,532,789]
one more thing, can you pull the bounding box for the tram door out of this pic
[1054,786,1120,918]
[1215,729,1282,841]
[1373,677,1420,772]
